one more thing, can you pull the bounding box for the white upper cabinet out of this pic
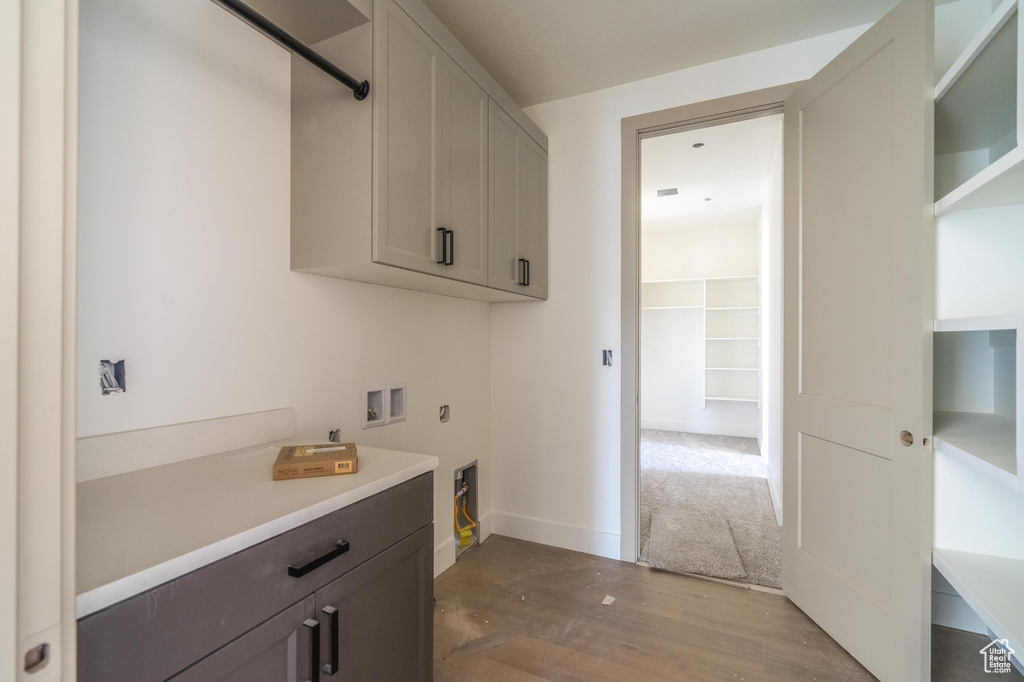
[290,0,547,302]
[441,55,489,286]
[374,0,446,276]
[488,101,548,299]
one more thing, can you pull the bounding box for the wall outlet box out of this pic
[387,385,406,424]
[362,387,386,429]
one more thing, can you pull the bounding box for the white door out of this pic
[3,1,78,680]
[782,0,933,679]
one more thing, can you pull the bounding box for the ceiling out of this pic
[641,114,782,235]
[419,0,897,107]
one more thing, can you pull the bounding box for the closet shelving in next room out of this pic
[640,276,761,406]
[704,276,760,405]
[934,0,1024,214]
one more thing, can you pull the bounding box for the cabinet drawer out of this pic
[78,472,432,682]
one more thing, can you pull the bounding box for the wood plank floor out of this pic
[434,535,1020,681]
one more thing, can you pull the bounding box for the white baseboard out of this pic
[479,512,492,542]
[434,537,455,578]
[640,418,758,439]
[931,566,987,634]
[491,511,620,560]
[932,592,987,634]
[77,407,296,482]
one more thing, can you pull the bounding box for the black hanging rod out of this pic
[213,0,370,101]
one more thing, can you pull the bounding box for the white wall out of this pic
[762,126,784,524]
[489,26,868,558]
[78,0,492,576]
[642,225,759,281]
[640,307,759,437]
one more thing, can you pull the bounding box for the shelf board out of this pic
[641,305,702,310]
[705,395,759,403]
[705,337,759,342]
[705,366,759,372]
[933,548,1024,661]
[705,306,759,312]
[934,410,1018,490]
[936,145,1024,214]
[936,0,1017,101]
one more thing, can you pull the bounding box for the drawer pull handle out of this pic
[303,618,320,682]
[322,605,339,675]
[288,540,350,578]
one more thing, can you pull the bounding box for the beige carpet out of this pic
[640,429,782,589]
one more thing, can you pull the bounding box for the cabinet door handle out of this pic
[525,259,531,287]
[518,258,527,286]
[303,618,320,682]
[445,229,454,266]
[436,227,447,265]
[322,605,339,676]
[288,540,350,578]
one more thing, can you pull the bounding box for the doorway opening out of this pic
[637,112,784,589]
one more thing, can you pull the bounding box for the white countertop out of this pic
[76,438,438,618]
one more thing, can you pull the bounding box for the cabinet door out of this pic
[442,55,488,285]
[315,525,433,682]
[520,134,548,299]
[374,0,444,275]
[169,596,316,682]
[488,100,522,293]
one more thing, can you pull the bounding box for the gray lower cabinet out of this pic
[168,596,317,682]
[314,525,433,681]
[78,473,433,682]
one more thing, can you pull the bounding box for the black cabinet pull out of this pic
[436,227,447,265]
[525,259,531,287]
[518,258,527,286]
[303,618,320,682]
[445,229,454,265]
[288,540,350,578]
[321,605,339,675]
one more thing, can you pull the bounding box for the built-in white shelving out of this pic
[935,0,1024,214]
[933,315,1023,493]
[933,548,1024,664]
[640,278,704,309]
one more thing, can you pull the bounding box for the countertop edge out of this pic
[76,455,439,619]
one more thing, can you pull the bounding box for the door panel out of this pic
[782,0,933,679]
[316,525,433,682]
[374,0,444,274]
[799,44,895,407]
[169,597,315,682]
[488,101,521,293]
[443,56,488,285]
[799,435,892,605]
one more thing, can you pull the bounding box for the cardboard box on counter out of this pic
[273,443,358,481]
